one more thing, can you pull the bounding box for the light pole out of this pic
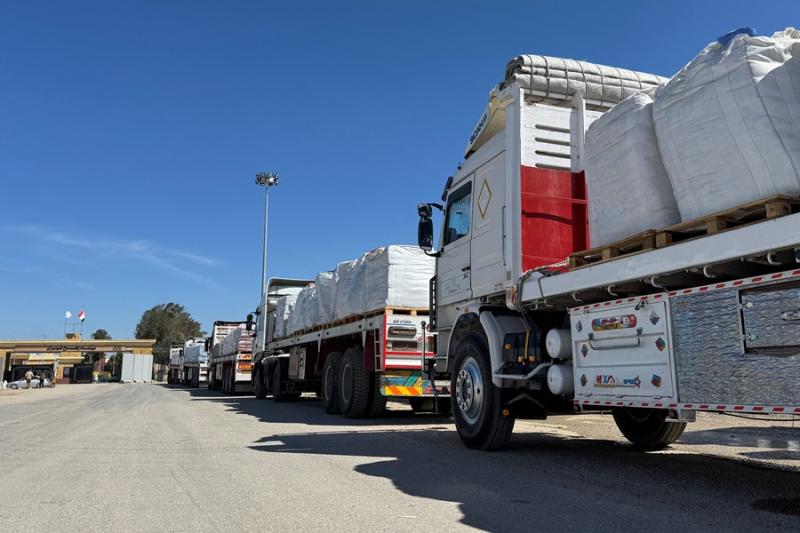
[255,171,279,351]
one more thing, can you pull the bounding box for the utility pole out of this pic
[255,172,279,352]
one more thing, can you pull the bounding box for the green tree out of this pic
[84,329,112,364]
[91,329,111,340]
[135,303,203,364]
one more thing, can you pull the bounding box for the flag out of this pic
[78,309,86,322]
[65,310,72,319]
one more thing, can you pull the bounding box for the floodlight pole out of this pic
[255,172,279,351]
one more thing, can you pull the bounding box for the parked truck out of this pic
[252,274,450,416]
[182,338,208,388]
[207,320,253,394]
[410,54,800,450]
[167,344,183,385]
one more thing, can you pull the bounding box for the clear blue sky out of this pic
[1,1,796,339]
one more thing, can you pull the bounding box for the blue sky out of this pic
[1,1,797,339]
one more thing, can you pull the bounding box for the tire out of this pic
[367,372,387,418]
[338,347,370,418]
[254,365,267,399]
[322,352,342,414]
[222,367,230,394]
[612,408,687,450]
[451,335,515,450]
[192,372,199,389]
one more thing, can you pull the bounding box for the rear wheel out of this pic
[338,347,370,418]
[612,408,687,450]
[409,397,435,413]
[271,361,300,402]
[322,352,342,414]
[451,336,515,450]
[254,365,267,399]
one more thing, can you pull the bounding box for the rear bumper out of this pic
[381,370,450,398]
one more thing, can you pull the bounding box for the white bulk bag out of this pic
[333,258,365,320]
[654,28,800,221]
[315,271,337,324]
[585,90,679,246]
[273,294,297,339]
[364,246,434,311]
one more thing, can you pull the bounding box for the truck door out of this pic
[438,179,473,306]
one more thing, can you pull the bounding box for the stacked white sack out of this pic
[221,328,253,356]
[315,271,336,325]
[363,245,434,312]
[585,90,680,246]
[334,258,365,321]
[287,283,318,334]
[273,294,297,339]
[183,341,208,364]
[503,55,667,111]
[654,28,800,221]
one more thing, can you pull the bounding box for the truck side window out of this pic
[444,182,472,245]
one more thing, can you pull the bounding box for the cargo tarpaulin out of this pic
[503,55,667,111]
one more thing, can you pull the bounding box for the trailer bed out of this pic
[520,211,800,307]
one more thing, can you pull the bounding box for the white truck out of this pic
[167,345,183,385]
[208,320,253,394]
[413,55,800,450]
[181,338,209,388]
[251,277,449,416]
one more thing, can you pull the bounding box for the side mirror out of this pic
[418,216,434,252]
[246,313,254,331]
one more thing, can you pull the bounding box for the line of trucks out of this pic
[177,28,800,451]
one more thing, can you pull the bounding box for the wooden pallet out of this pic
[655,195,799,247]
[568,229,656,269]
[568,195,800,270]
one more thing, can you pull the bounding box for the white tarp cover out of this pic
[503,55,667,111]
[333,258,364,321]
[315,271,336,324]
[273,293,297,339]
[585,90,680,246]
[183,341,208,364]
[280,245,434,335]
[220,328,254,356]
[287,282,317,335]
[654,28,800,221]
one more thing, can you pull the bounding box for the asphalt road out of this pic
[1,384,799,532]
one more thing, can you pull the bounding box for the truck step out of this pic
[568,195,800,270]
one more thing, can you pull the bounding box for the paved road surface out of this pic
[1,384,799,532]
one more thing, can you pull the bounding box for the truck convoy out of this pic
[207,320,254,394]
[237,29,800,452]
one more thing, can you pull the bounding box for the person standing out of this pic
[24,369,33,389]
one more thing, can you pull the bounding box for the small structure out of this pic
[0,334,156,384]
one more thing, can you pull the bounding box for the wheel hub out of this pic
[455,356,483,425]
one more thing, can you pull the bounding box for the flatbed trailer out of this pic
[413,71,800,450]
[252,279,450,416]
[166,345,183,385]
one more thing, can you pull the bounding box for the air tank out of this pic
[545,328,572,360]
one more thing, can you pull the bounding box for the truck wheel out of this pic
[338,347,370,418]
[451,335,515,450]
[612,408,687,450]
[322,352,342,414]
[192,373,199,388]
[254,365,267,399]
[367,372,387,418]
[222,367,230,394]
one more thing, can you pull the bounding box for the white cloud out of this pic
[3,225,220,286]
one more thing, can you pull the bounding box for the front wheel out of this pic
[451,336,514,450]
[612,408,687,450]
